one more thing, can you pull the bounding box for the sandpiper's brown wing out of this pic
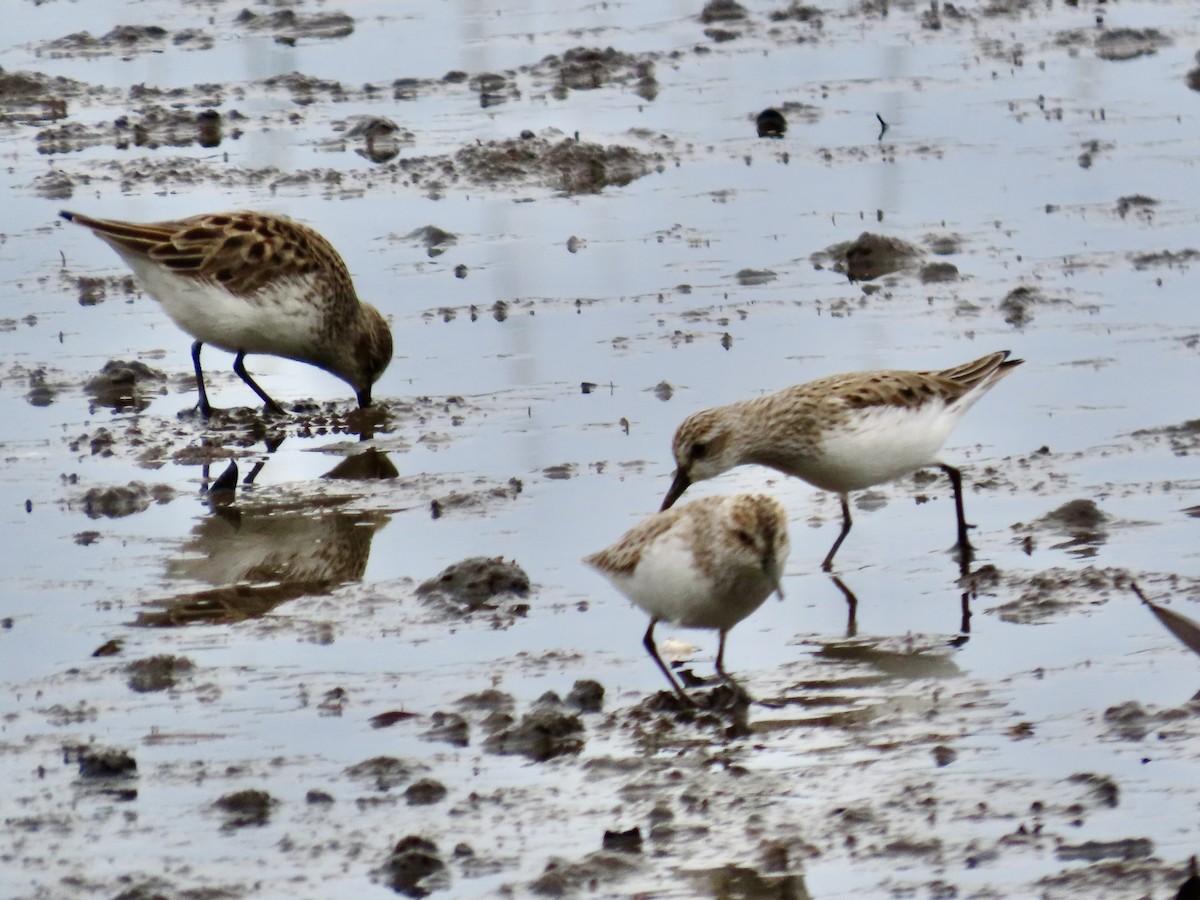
[583,507,683,578]
[60,210,357,304]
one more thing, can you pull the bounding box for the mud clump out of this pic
[1014,498,1110,557]
[1056,837,1153,862]
[1116,194,1157,220]
[1068,771,1120,808]
[998,285,1062,328]
[1129,248,1200,271]
[989,567,1130,624]
[42,26,171,59]
[735,268,777,286]
[602,827,643,853]
[453,135,661,195]
[70,275,138,306]
[1132,418,1200,456]
[532,47,659,101]
[483,694,585,761]
[421,711,470,747]
[82,481,175,518]
[404,778,447,806]
[38,106,230,155]
[77,746,137,778]
[337,115,410,163]
[377,836,449,897]
[1103,700,1190,742]
[404,225,458,257]
[214,789,275,829]
[0,70,73,126]
[919,261,959,283]
[700,0,749,23]
[998,286,1046,326]
[125,654,194,692]
[566,679,604,713]
[25,368,59,407]
[817,232,921,282]
[430,478,524,518]
[345,756,423,793]
[86,359,168,411]
[234,9,354,42]
[416,556,530,614]
[1039,499,1109,533]
[1095,28,1170,62]
[529,850,641,895]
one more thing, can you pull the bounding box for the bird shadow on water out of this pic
[134,445,396,627]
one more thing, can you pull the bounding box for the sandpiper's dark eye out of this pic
[733,529,755,549]
[690,442,708,461]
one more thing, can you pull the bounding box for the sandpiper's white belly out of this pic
[801,400,959,493]
[119,250,325,359]
[604,529,772,631]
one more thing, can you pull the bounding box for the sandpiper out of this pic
[661,350,1022,569]
[60,209,393,416]
[583,493,790,704]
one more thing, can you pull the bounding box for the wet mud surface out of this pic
[3,0,1200,897]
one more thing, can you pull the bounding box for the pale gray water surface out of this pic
[2,0,1200,897]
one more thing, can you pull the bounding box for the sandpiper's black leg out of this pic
[233,352,286,416]
[715,630,729,679]
[191,341,213,417]
[939,463,975,565]
[821,495,854,572]
[643,618,693,705]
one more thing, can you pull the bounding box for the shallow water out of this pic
[2,0,1200,897]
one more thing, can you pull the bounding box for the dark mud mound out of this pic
[0,69,77,127]
[529,47,659,100]
[41,25,176,59]
[815,232,921,282]
[377,835,449,897]
[988,566,1132,624]
[1131,419,1200,456]
[81,481,176,519]
[483,693,585,761]
[234,9,354,42]
[416,557,530,614]
[86,360,168,411]
[125,654,194,692]
[214,789,276,829]
[1095,27,1170,62]
[454,135,662,194]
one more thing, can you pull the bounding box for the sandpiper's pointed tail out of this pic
[937,350,1023,392]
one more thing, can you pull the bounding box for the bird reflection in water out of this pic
[136,446,395,627]
[830,550,988,640]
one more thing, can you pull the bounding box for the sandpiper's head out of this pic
[661,407,738,510]
[722,494,790,599]
[344,303,393,408]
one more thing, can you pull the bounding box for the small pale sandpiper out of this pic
[584,493,790,704]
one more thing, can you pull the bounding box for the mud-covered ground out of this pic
[3,0,1200,897]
